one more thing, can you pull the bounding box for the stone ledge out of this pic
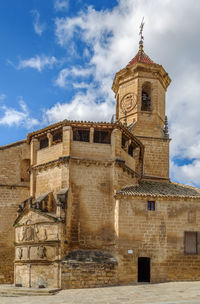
[63,250,118,264]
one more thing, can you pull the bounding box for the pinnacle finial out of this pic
[139,17,145,50]
[164,115,169,138]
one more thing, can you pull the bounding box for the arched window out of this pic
[141,82,151,111]
[20,159,30,182]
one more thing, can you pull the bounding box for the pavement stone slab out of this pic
[0,282,200,304]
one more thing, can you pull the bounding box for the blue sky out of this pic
[0,0,117,144]
[0,0,200,187]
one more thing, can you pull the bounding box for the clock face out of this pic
[120,93,137,113]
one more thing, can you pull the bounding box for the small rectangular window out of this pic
[128,144,134,157]
[94,130,111,144]
[40,137,48,149]
[73,129,90,142]
[184,231,198,254]
[147,201,155,211]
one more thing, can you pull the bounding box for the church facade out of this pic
[0,43,200,289]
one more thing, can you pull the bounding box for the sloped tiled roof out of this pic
[117,181,200,199]
[126,49,154,68]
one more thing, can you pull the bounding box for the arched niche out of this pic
[20,159,30,182]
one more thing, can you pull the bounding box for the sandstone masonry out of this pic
[0,43,200,288]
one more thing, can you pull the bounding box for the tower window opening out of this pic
[141,82,151,111]
[73,129,90,142]
[128,143,136,157]
[52,131,62,144]
[141,91,151,111]
[121,135,126,150]
[94,130,111,144]
[121,135,128,151]
[40,137,48,149]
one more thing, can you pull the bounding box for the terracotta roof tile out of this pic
[117,181,200,198]
[126,49,154,68]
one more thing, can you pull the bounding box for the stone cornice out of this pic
[115,193,200,201]
[71,157,113,167]
[32,156,70,172]
[112,62,171,93]
[136,135,171,142]
[27,121,144,152]
[142,175,170,181]
[0,139,26,150]
[15,240,60,246]
[0,184,30,189]
[14,260,61,265]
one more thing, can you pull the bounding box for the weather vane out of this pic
[139,17,145,49]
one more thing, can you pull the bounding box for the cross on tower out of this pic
[139,17,145,49]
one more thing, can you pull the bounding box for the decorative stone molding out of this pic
[0,184,30,189]
[37,246,47,259]
[32,156,70,172]
[72,157,113,168]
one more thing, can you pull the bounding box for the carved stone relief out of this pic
[120,93,137,113]
[35,225,48,241]
[21,226,34,241]
[17,248,23,260]
[37,246,47,259]
[17,224,60,243]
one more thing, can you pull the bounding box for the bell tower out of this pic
[112,22,171,180]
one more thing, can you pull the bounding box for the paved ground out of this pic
[1,282,200,304]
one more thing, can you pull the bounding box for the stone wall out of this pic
[71,141,112,160]
[62,261,117,289]
[139,137,170,179]
[35,165,65,198]
[61,250,118,289]
[0,141,30,283]
[115,196,200,284]
[36,143,63,165]
[68,160,114,249]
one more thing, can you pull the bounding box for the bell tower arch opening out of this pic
[141,81,151,112]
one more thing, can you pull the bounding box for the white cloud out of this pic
[72,82,90,89]
[0,98,39,129]
[54,0,69,11]
[171,160,200,187]
[55,67,93,88]
[45,91,114,123]
[18,55,57,72]
[31,10,46,36]
[46,0,200,186]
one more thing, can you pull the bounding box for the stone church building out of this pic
[0,42,200,289]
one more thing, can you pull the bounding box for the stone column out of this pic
[111,128,122,158]
[47,132,53,147]
[30,138,39,198]
[62,126,72,156]
[61,126,71,190]
[90,127,94,143]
